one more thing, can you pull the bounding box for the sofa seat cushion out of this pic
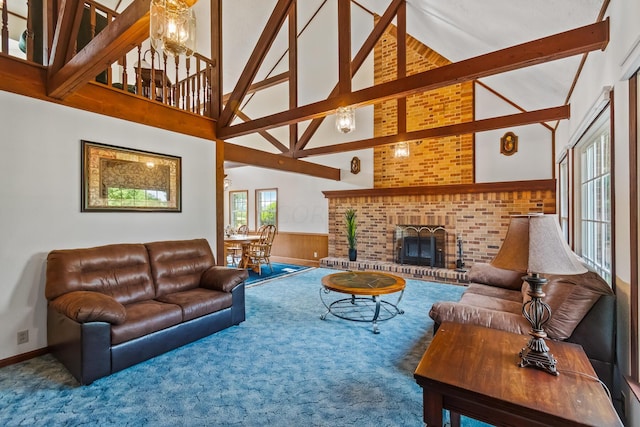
[111,300,183,345]
[156,288,233,321]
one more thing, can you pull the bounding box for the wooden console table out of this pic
[414,322,622,427]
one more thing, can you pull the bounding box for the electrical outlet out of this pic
[313,252,318,258]
[17,330,29,345]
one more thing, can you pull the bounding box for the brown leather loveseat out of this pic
[429,262,616,392]
[45,238,248,385]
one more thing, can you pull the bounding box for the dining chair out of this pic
[225,224,249,266]
[246,224,276,275]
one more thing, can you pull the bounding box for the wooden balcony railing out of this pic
[2,0,215,119]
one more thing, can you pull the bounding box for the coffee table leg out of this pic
[372,295,381,334]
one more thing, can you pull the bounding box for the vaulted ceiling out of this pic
[4,0,607,170]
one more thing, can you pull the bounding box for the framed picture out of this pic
[500,131,518,156]
[81,140,182,212]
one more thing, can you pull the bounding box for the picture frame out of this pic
[500,131,518,156]
[81,140,182,212]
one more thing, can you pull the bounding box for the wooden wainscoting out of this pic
[270,231,328,267]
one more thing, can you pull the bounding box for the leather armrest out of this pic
[201,266,249,292]
[49,291,126,325]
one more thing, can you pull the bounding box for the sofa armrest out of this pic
[201,266,249,292]
[429,301,531,336]
[49,291,126,325]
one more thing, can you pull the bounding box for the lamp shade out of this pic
[491,214,587,275]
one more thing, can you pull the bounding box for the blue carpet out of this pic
[241,262,310,285]
[0,268,492,427]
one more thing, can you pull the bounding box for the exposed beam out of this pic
[397,1,406,134]
[217,0,294,127]
[211,0,222,119]
[219,19,609,140]
[224,142,341,181]
[47,0,151,99]
[295,0,403,151]
[47,0,84,75]
[296,105,570,157]
[222,72,289,104]
[235,110,289,153]
[288,1,298,150]
[337,0,351,95]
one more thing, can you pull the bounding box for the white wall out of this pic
[554,0,640,423]
[474,84,553,182]
[0,91,218,360]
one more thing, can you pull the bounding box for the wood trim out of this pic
[210,0,222,118]
[295,0,403,151]
[288,2,297,150]
[396,1,406,134]
[224,142,340,180]
[216,139,225,265]
[0,347,49,368]
[217,0,293,127]
[630,72,638,381]
[221,72,289,104]
[47,0,83,75]
[609,89,616,292]
[322,179,556,199]
[271,231,328,263]
[48,0,151,98]
[218,19,609,139]
[298,105,569,158]
[337,0,351,95]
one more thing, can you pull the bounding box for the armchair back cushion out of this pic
[45,244,155,305]
[146,239,216,297]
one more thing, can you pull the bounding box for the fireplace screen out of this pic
[395,225,446,267]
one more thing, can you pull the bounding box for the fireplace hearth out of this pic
[395,225,446,267]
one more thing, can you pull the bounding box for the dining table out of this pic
[224,234,262,270]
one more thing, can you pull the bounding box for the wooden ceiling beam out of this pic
[337,0,351,95]
[288,2,298,151]
[47,0,151,99]
[218,18,608,140]
[48,0,84,74]
[296,105,570,157]
[217,0,294,127]
[235,110,289,153]
[295,0,403,151]
[222,72,289,104]
[224,142,341,181]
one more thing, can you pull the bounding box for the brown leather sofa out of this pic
[429,262,616,392]
[45,238,248,385]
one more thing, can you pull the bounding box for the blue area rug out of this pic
[242,262,310,285]
[0,268,491,427]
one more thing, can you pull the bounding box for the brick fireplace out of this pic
[322,180,556,269]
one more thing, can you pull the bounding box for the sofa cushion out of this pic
[46,244,155,305]
[459,292,523,314]
[146,239,216,297]
[157,288,233,321]
[467,262,524,291]
[111,300,183,345]
[49,291,127,325]
[464,283,523,303]
[522,270,614,340]
[429,301,531,336]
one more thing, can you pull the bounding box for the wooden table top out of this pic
[414,322,622,427]
[321,271,406,296]
[224,235,261,243]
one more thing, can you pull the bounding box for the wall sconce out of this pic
[393,141,410,158]
[335,106,356,134]
[149,0,196,57]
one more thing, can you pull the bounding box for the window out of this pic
[256,188,277,228]
[576,112,612,284]
[229,191,248,229]
[558,156,569,242]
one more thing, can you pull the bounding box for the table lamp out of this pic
[491,214,587,375]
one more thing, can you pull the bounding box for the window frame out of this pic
[228,190,248,230]
[255,188,278,229]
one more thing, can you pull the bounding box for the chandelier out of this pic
[149,0,196,57]
[335,106,356,134]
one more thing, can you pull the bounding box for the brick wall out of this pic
[324,24,556,267]
[327,187,556,267]
[373,25,474,187]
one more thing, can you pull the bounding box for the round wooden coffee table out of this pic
[320,271,406,334]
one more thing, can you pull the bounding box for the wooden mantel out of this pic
[322,179,556,199]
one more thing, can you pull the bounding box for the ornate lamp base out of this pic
[520,273,559,376]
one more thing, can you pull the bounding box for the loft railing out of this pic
[1,0,214,118]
